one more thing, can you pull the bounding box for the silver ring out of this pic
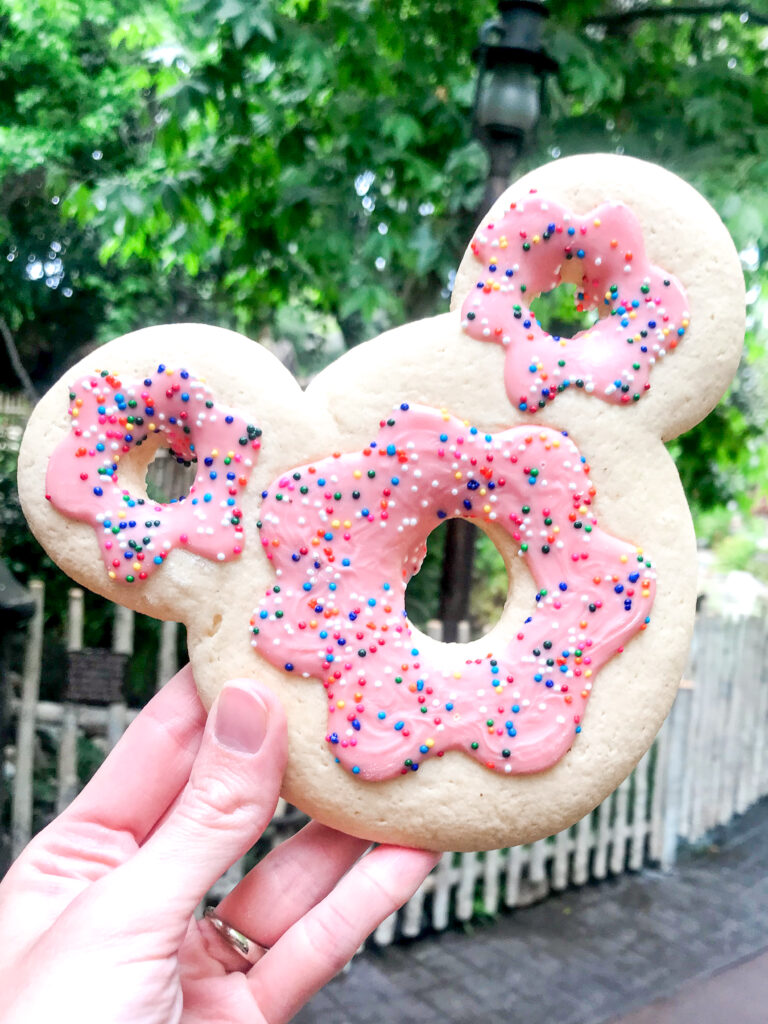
[204,907,270,965]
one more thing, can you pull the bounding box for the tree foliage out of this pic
[1,0,768,514]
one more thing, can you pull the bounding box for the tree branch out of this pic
[0,318,38,405]
[587,4,768,28]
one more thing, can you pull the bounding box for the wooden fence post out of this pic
[109,605,133,750]
[57,589,84,814]
[156,620,179,690]
[11,580,44,860]
[660,682,693,869]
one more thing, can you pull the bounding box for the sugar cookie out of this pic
[19,154,744,850]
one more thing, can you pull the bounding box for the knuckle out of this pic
[299,904,359,976]
[178,769,258,832]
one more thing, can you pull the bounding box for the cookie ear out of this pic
[450,153,745,441]
[18,323,305,622]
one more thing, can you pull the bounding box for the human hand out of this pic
[0,667,439,1024]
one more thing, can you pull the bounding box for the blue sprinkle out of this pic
[378,711,386,719]
[394,721,405,731]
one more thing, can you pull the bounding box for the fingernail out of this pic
[214,684,269,753]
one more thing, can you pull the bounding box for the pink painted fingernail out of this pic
[214,684,268,753]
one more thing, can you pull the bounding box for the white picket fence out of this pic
[5,581,768,943]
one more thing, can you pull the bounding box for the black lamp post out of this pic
[0,561,34,874]
[437,2,556,643]
[473,0,558,209]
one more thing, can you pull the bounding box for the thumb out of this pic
[92,679,287,933]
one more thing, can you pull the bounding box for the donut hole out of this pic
[529,282,600,339]
[405,519,510,640]
[145,445,197,503]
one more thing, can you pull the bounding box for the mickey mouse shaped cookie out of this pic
[19,155,744,851]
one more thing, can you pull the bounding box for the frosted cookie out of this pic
[19,154,744,850]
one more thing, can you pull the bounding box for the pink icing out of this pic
[252,404,655,780]
[45,363,260,583]
[460,196,690,413]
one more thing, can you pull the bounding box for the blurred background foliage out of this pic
[1,0,768,645]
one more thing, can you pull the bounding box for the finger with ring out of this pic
[203,907,270,966]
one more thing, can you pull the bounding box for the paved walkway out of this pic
[295,798,768,1024]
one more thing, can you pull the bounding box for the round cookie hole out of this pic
[145,446,197,503]
[404,519,509,641]
[528,282,599,339]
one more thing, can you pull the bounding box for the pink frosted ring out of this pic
[252,404,656,781]
[45,364,261,583]
[460,196,690,413]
